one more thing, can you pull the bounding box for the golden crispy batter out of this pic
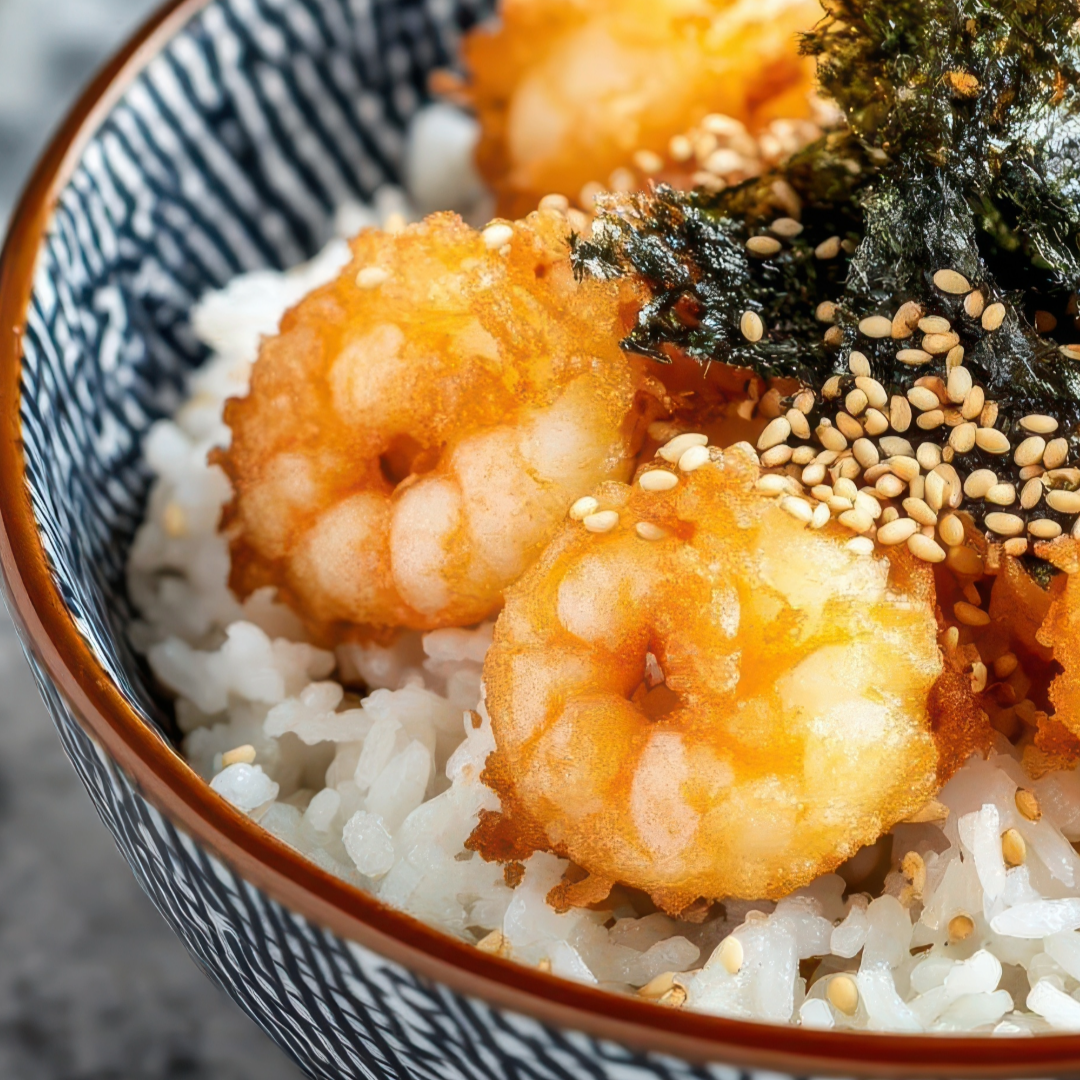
[463,0,824,218]
[470,442,951,913]
[218,210,659,642]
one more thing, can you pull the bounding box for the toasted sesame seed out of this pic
[863,408,889,436]
[948,545,984,576]
[1047,467,1080,487]
[875,474,906,498]
[981,401,1000,429]
[815,301,837,323]
[916,443,943,472]
[1014,436,1047,468]
[539,193,571,213]
[985,512,1025,537]
[964,290,986,318]
[946,344,966,371]
[851,377,885,411]
[897,348,933,366]
[961,385,985,421]
[1002,828,1026,868]
[923,331,961,354]
[633,149,665,175]
[859,315,893,338]
[934,268,972,294]
[356,266,390,289]
[741,310,764,342]
[824,326,844,347]
[638,971,678,1000]
[939,514,965,547]
[222,744,257,767]
[1015,788,1042,822]
[476,929,511,957]
[883,397,910,436]
[846,536,875,555]
[1020,479,1043,510]
[852,438,879,469]
[836,413,865,441]
[570,496,600,520]
[1044,438,1070,470]
[986,482,1017,506]
[1029,519,1063,539]
[1035,309,1059,333]
[1004,537,1029,557]
[918,316,951,334]
[1061,344,1080,360]
[840,508,874,534]
[971,661,988,694]
[716,935,744,974]
[925,468,948,511]
[1047,489,1080,514]
[828,975,860,1016]
[975,428,1011,455]
[823,376,843,400]
[635,521,667,542]
[948,422,977,454]
[878,517,919,545]
[954,600,990,626]
[640,470,679,492]
[845,391,869,419]
[757,416,792,451]
[767,217,803,240]
[865,463,893,483]
[787,409,811,441]
[811,502,831,529]
[658,432,708,462]
[1019,464,1045,481]
[818,426,848,452]
[916,409,946,431]
[815,235,841,259]
[837,456,862,481]
[679,445,711,472]
[981,302,1006,331]
[482,222,514,250]
[946,366,972,404]
[747,235,782,256]
[756,475,790,495]
[888,456,919,482]
[801,463,827,487]
[794,390,816,414]
[992,653,1018,679]
[781,496,814,524]
[906,387,939,412]
[584,510,620,533]
[909,533,946,563]
[892,301,923,338]
[948,914,975,943]
[1020,414,1059,435]
[849,351,872,377]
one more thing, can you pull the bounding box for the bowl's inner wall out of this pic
[20,0,493,737]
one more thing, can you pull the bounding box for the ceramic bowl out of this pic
[2,1,1079,1076]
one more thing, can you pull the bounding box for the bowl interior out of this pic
[21,0,491,740]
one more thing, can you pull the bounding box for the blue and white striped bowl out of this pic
[0,1,1072,1076]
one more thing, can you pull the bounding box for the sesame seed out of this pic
[1047,489,1080,514]
[852,438,880,469]
[948,914,975,943]
[985,512,1025,537]
[828,975,860,1016]
[476,930,511,957]
[1020,479,1043,510]
[482,222,514,250]
[981,401,1000,429]
[923,331,960,354]
[539,193,571,213]
[909,533,946,563]
[633,149,665,175]
[1004,537,1030,557]
[851,377,885,411]
[818,426,848,452]
[949,422,977,454]
[222,744,257,767]
[918,316,951,334]
[971,662,989,694]
[801,463,827,486]
[840,508,874,534]
[1036,310,1059,333]
[939,514,965,547]
[948,545,984,576]
[865,463,893,483]
[889,397,913,433]
[881,436,916,460]
[1002,828,1026,868]
[925,468,948,511]
[845,389,869,416]
[757,416,791,451]
[846,536,875,555]
[907,386,940,412]
[1014,436,1047,468]
[824,325,844,347]
[835,413,864,441]
[794,390,816,414]
[811,502,831,529]
[986,482,1017,506]
[946,366,973,404]
[570,496,599,520]
[916,409,946,431]
[934,268,972,294]
[1015,788,1042,822]
[679,445,711,472]
[849,351,872,378]
[747,235,782,256]
[878,517,918,545]
[897,348,933,366]
[787,409,811,441]
[780,496,814,524]
[835,478,859,501]
[864,409,890,436]
[892,301,924,338]
[638,971,678,1000]
[583,510,620,533]
[1029,519,1063,539]
[770,217,804,237]
[815,301,837,323]
[356,266,390,289]
[716,936,744,975]
[658,432,708,463]
[636,521,667,541]
[741,310,764,342]
[1044,438,1070,470]
[876,474,907,498]
[823,376,843,400]
[975,428,1011,455]
[888,456,919,482]
[981,302,1006,331]
[1020,464,1045,481]
[1020,414,1059,435]
[954,600,990,626]
[916,442,943,471]
[815,236,841,259]
[859,315,893,338]
[756,475,790,495]
[639,470,679,492]
[961,386,985,421]
[946,344,966,371]
[837,457,862,481]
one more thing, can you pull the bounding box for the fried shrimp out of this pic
[470,440,970,913]
[218,210,658,642]
[462,0,824,218]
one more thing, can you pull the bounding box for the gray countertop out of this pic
[0,2,304,1076]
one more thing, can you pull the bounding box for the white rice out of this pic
[126,104,1080,1035]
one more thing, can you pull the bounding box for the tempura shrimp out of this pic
[218,210,661,642]
[462,0,824,218]
[471,441,982,913]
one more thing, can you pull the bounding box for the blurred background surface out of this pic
[0,2,304,1076]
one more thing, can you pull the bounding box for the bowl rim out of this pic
[2,2,1080,1075]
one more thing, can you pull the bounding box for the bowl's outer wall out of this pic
[8,0,1080,1078]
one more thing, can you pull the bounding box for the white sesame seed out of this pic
[859,315,893,338]
[953,600,990,626]
[907,386,940,412]
[583,510,620,534]
[794,390,816,414]
[639,470,679,492]
[889,456,920,481]
[835,413,864,441]
[570,496,599,521]
[876,474,906,498]
[781,496,814,524]
[1029,519,1063,540]
[856,491,884,519]
[985,512,1025,537]
[222,745,257,767]
[878,517,919,545]
[961,385,985,421]
[632,149,665,175]
[923,331,960,354]
[356,266,390,289]
[889,397,913,433]
[903,497,938,526]
[846,536,875,556]
[770,217,804,238]
[986,482,1017,506]
[757,417,791,451]
[934,269,972,294]
[658,432,709,463]
[482,223,514,250]
[881,437,916,460]
[669,134,694,161]
[811,502,831,529]
[834,478,859,501]
[963,470,998,500]
[1047,489,1080,514]
[1020,478,1043,510]
[981,401,1000,429]
[917,410,947,431]
[1005,537,1030,556]
[892,301,924,338]
[897,349,934,366]
[802,463,827,486]
[849,351,872,377]
[975,428,1011,455]
[822,376,843,400]
[817,426,848,452]
[946,366,973,404]
[845,389,869,417]
[916,442,943,472]
[939,513,965,547]
[1020,414,1059,435]
[981,302,1006,331]
[1014,436,1047,468]
[918,316,951,334]
[864,408,889,436]
[949,422,977,454]
[760,445,793,467]
[747,235,782,256]
[756,475,790,495]
[839,508,874,533]
[716,936,744,975]
[815,301,837,323]
[970,662,989,694]
[925,468,948,511]
[679,445,711,472]
[851,439,878,470]
[635,521,667,541]
[836,456,862,481]
[815,236,841,260]
[964,290,986,318]
[946,345,965,371]
[741,310,764,342]
[539,193,571,213]
[1044,438,1070,470]
[908,533,946,563]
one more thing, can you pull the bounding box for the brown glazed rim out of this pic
[2,4,1080,1077]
